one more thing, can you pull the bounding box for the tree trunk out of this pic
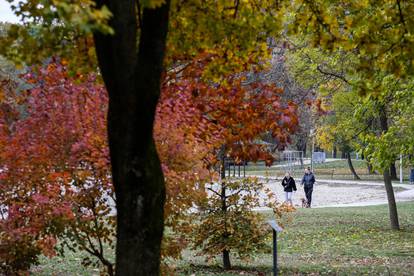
[303,143,307,158]
[347,152,360,180]
[93,0,171,274]
[333,146,337,158]
[341,151,346,159]
[390,162,398,180]
[366,161,374,174]
[296,139,306,166]
[222,249,231,270]
[295,135,307,158]
[383,170,400,230]
[220,155,231,270]
[379,108,400,230]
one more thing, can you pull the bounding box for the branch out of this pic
[225,187,248,199]
[72,229,96,256]
[233,0,240,18]
[90,197,104,255]
[86,234,99,255]
[396,0,407,34]
[316,64,350,84]
[304,0,336,39]
[207,187,222,197]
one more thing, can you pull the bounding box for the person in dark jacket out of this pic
[281,172,297,205]
[301,167,316,207]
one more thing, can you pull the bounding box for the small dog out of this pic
[301,198,308,208]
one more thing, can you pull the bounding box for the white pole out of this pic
[400,154,403,184]
[311,135,315,171]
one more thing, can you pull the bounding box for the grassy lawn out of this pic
[32,249,107,276]
[175,202,414,275]
[33,202,414,275]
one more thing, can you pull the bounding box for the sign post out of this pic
[267,220,283,276]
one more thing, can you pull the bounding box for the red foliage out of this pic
[155,83,216,258]
[0,58,298,272]
[175,56,299,165]
[0,62,113,273]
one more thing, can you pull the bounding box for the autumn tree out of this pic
[163,57,298,269]
[1,0,291,272]
[192,178,285,270]
[0,56,298,274]
[0,60,219,274]
[285,0,414,230]
[285,45,365,178]
[155,78,217,263]
[256,41,315,157]
[0,62,115,274]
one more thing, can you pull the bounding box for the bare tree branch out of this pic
[316,64,350,84]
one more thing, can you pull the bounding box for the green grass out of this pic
[174,202,414,275]
[32,250,101,276]
[32,202,414,275]
[32,242,114,275]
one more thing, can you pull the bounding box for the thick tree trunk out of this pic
[383,170,400,230]
[223,249,231,270]
[390,162,398,180]
[347,152,360,180]
[379,108,400,230]
[93,0,171,274]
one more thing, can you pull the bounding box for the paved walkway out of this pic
[313,179,414,208]
[250,176,414,209]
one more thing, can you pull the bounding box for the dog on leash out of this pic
[301,197,308,208]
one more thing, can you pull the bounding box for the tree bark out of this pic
[333,146,337,158]
[366,161,374,174]
[220,156,232,269]
[347,152,360,180]
[295,139,306,167]
[223,249,231,270]
[379,108,400,230]
[93,0,171,274]
[383,170,400,230]
[390,162,398,180]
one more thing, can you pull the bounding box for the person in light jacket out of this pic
[281,172,297,205]
[301,167,316,208]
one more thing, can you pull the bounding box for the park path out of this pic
[314,178,414,208]
[251,175,414,209]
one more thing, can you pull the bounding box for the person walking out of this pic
[281,172,296,205]
[301,167,315,208]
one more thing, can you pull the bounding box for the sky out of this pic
[0,1,20,23]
